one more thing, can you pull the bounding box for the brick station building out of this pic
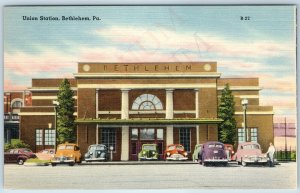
[18,62,274,160]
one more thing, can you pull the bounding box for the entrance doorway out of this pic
[129,127,165,160]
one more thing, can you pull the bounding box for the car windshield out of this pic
[66,145,74,150]
[58,145,74,150]
[96,146,106,150]
[208,144,223,148]
[143,145,156,151]
[168,145,175,150]
[89,146,106,151]
[58,145,66,150]
[176,145,184,150]
[23,149,32,153]
[242,144,260,149]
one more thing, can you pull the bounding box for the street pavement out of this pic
[4,162,297,190]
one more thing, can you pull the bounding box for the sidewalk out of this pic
[79,160,238,165]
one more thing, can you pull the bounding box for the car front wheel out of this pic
[17,159,25,165]
[242,160,247,167]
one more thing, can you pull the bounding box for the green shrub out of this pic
[4,139,30,151]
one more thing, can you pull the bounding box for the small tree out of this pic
[56,79,76,144]
[218,83,237,145]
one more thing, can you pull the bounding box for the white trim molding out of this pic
[78,83,216,89]
[217,95,259,99]
[19,112,78,116]
[236,95,259,99]
[31,96,78,100]
[235,111,274,115]
[98,110,196,115]
[28,87,78,91]
[217,86,261,91]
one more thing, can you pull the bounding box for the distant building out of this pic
[4,91,32,143]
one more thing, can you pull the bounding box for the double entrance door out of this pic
[129,127,165,161]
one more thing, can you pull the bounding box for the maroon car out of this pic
[4,148,36,165]
[199,141,228,166]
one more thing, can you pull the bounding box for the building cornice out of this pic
[77,83,216,89]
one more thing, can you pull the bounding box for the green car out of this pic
[138,144,159,161]
[192,144,203,162]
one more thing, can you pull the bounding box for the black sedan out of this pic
[84,144,109,162]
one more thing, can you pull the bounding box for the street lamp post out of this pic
[109,146,114,161]
[53,100,59,152]
[241,99,248,142]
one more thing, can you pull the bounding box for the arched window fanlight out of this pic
[11,100,23,108]
[132,94,163,110]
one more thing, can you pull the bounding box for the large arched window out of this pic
[132,94,163,110]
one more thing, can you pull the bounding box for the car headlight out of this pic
[89,152,93,155]
[70,154,74,157]
[167,152,170,156]
[184,152,188,156]
[143,151,146,154]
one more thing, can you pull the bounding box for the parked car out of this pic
[234,142,268,166]
[35,149,55,160]
[4,148,36,165]
[224,144,235,161]
[192,144,202,162]
[199,141,228,166]
[138,144,159,161]
[51,143,82,166]
[84,144,109,162]
[164,144,188,161]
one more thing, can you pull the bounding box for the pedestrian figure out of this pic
[266,142,276,167]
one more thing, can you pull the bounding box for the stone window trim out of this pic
[131,94,163,110]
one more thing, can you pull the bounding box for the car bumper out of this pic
[243,157,268,163]
[139,157,158,160]
[166,157,188,161]
[85,157,106,161]
[204,159,228,163]
[51,157,75,164]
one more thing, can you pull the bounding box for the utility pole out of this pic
[284,117,287,161]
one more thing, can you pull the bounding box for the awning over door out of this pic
[75,118,223,125]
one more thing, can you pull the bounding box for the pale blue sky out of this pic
[3,5,297,121]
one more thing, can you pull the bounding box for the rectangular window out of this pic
[36,129,43,145]
[131,128,138,140]
[45,129,55,145]
[140,128,155,140]
[157,129,164,140]
[179,128,191,152]
[238,128,245,143]
[250,128,258,142]
[101,128,116,151]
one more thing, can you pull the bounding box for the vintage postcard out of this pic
[3,5,297,190]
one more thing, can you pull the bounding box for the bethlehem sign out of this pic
[18,62,274,161]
